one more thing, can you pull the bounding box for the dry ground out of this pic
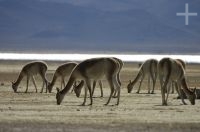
[0,60,200,132]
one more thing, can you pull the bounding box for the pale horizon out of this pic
[1,52,200,63]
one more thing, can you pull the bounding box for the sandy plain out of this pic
[0,60,200,132]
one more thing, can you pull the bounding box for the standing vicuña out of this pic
[48,62,77,93]
[76,57,123,98]
[127,59,158,94]
[158,58,196,105]
[12,61,48,93]
[56,57,121,106]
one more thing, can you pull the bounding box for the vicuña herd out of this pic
[11,57,199,106]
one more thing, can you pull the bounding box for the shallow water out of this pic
[0,52,200,63]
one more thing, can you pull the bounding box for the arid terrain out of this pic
[0,60,200,132]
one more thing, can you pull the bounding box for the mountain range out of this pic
[0,0,200,53]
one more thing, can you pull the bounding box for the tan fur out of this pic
[88,57,123,98]
[56,57,121,106]
[127,59,158,94]
[158,58,196,105]
[12,61,48,93]
[48,62,77,93]
[170,59,186,94]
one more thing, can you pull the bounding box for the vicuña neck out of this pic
[60,76,75,95]
[181,77,193,95]
[131,71,142,86]
[14,72,24,86]
[50,74,57,86]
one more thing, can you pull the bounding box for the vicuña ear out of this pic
[56,87,60,93]
[129,80,131,83]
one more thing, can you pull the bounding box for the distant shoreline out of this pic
[0,49,200,55]
[0,52,200,63]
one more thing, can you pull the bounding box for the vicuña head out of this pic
[127,80,133,93]
[12,82,17,93]
[187,87,196,105]
[47,82,53,93]
[56,88,64,105]
[178,87,197,105]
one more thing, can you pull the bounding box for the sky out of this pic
[0,0,200,54]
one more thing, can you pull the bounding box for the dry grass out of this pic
[0,60,200,132]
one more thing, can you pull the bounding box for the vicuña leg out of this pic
[136,75,144,93]
[25,76,30,93]
[31,76,38,93]
[105,77,115,105]
[40,72,48,93]
[147,76,150,94]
